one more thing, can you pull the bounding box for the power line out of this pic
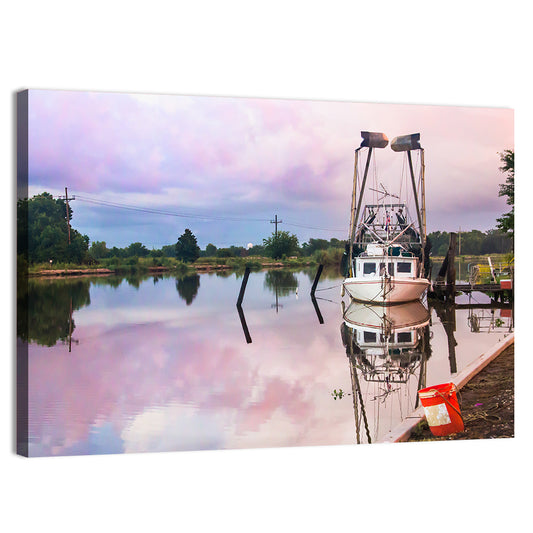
[76,195,270,223]
[74,193,346,234]
[283,221,346,233]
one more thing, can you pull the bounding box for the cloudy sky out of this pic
[26,89,514,250]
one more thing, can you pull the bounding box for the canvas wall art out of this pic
[17,89,514,457]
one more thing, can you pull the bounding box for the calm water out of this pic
[19,268,513,456]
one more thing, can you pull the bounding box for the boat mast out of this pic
[348,132,389,276]
[348,148,360,277]
[391,133,425,275]
[353,146,373,239]
[421,148,426,240]
[406,150,425,248]
[349,147,373,275]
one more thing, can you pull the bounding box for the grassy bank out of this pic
[23,253,326,277]
[430,253,513,263]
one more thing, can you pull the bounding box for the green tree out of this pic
[89,240,109,259]
[216,248,235,258]
[18,192,89,264]
[126,242,149,257]
[161,244,176,258]
[496,149,514,238]
[204,243,217,257]
[300,238,329,257]
[248,244,265,256]
[263,230,299,259]
[175,228,201,263]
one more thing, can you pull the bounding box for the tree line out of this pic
[18,148,513,268]
[17,191,512,268]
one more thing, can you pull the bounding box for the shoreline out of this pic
[381,333,515,443]
[26,261,314,278]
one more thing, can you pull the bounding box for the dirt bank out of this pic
[409,343,514,441]
[29,268,114,277]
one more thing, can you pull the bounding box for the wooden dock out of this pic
[429,232,513,303]
[434,282,506,293]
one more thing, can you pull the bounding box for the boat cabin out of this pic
[353,327,419,350]
[354,245,420,280]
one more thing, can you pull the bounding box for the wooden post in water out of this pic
[311,264,324,296]
[311,295,324,324]
[237,304,252,344]
[236,266,251,306]
[446,232,457,301]
[236,266,252,343]
[432,300,458,374]
[445,302,458,374]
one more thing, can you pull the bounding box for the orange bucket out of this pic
[418,383,464,436]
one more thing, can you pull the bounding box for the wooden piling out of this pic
[311,295,324,324]
[236,266,251,306]
[446,232,457,301]
[237,303,252,344]
[236,266,252,343]
[432,232,457,301]
[311,264,324,296]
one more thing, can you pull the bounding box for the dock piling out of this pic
[445,232,457,301]
[311,264,324,296]
[236,266,251,306]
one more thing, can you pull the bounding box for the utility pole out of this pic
[59,187,76,245]
[65,187,71,245]
[270,214,283,237]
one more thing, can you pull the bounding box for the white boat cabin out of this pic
[351,327,419,351]
[353,244,420,280]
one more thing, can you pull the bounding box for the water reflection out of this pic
[264,270,299,313]
[340,300,432,443]
[466,305,514,334]
[176,274,201,305]
[18,273,208,350]
[19,270,514,456]
[17,278,91,347]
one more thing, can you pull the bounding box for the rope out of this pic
[314,296,339,304]
[314,283,343,292]
[426,388,464,424]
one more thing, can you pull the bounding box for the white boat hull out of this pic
[343,300,430,331]
[343,276,430,304]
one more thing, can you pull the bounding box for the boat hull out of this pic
[343,277,430,304]
[343,299,430,332]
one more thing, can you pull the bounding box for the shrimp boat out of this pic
[342,131,431,304]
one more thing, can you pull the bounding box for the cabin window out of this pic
[397,332,412,343]
[397,262,412,273]
[363,331,377,343]
[363,262,376,274]
[388,263,394,276]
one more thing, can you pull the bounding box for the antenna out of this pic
[368,183,400,202]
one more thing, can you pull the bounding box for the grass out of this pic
[23,250,345,277]
[27,261,104,274]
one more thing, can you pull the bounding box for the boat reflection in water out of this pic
[340,299,431,443]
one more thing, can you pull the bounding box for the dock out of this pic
[428,232,513,303]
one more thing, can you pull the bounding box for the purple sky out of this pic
[26,89,514,249]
